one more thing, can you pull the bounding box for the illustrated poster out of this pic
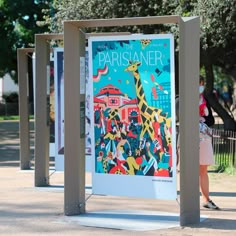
[89,34,177,199]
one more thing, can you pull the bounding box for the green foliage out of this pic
[193,1,236,50]
[2,92,18,103]
[0,0,50,79]
[48,1,236,66]
[193,1,236,77]
[48,0,178,33]
[45,0,236,129]
[169,1,236,66]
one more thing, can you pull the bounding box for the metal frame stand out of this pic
[18,48,34,170]
[63,16,200,226]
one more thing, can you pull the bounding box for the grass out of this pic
[215,153,234,166]
[0,115,34,121]
[210,153,236,175]
[225,166,236,175]
[0,115,20,121]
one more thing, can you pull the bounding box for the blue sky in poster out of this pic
[92,38,172,105]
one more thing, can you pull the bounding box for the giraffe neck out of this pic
[133,70,148,112]
[132,69,156,142]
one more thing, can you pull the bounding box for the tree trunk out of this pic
[204,62,236,131]
[205,92,236,130]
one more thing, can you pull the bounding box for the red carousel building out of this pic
[94,84,141,124]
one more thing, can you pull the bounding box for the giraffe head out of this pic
[124,61,141,73]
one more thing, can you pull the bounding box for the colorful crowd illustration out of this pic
[91,37,174,177]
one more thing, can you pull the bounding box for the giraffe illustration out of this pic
[124,61,167,149]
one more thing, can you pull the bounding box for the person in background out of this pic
[176,77,220,210]
[199,76,220,210]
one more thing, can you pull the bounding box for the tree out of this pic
[0,0,50,80]
[46,0,236,130]
[170,1,236,130]
[192,0,236,130]
[46,0,178,33]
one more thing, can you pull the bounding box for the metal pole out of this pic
[34,35,50,186]
[18,49,30,170]
[179,16,200,225]
[64,23,86,215]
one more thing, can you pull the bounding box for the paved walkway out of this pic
[0,121,236,235]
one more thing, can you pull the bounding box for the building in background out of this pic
[0,73,19,102]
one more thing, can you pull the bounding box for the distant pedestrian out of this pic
[199,76,219,210]
[176,77,220,210]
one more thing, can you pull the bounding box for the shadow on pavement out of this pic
[191,218,236,230]
[0,121,34,167]
[210,191,236,197]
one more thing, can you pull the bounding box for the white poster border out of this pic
[89,34,177,200]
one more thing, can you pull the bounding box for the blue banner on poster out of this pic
[89,34,177,200]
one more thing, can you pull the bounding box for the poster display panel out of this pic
[54,48,92,171]
[54,48,64,170]
[89,34,177,199]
